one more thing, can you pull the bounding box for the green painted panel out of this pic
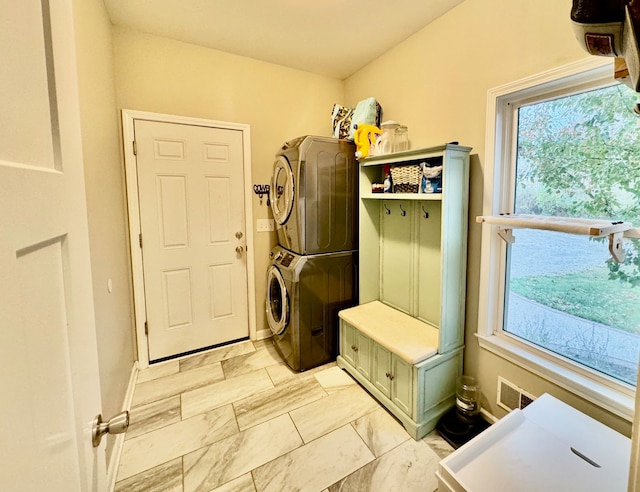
[417,201,442,326]
[380,200,412,313]
[392,356,413,416]
[372,343,391,397]
[355,330,372,379]
[340,321,356,367]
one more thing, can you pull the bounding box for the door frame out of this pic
[122,109,256,368]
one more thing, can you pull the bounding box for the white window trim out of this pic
[477,56,635,421]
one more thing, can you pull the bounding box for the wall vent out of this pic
[497,377,536,412]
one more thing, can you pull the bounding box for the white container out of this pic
[394,125,409,152]
[437,393,631,492]
[377,121,400,155]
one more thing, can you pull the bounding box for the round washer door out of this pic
[266,265,288,336]
[270,156,294,225]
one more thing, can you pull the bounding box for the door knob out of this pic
[92,410,129,447]
[235,231,243,239]
[236,246,244,254]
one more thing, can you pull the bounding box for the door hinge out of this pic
[139,233,143,248]
[133,140,137,155]
[144,321,148,335]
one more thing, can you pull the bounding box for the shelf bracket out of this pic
[497,228,515,244]
[609,231,626,263]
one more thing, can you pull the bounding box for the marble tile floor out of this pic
[115,339,454,492]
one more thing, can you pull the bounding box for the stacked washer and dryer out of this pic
[266,136,359,371]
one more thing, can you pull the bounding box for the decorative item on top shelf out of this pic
[371,121,410,156]
[331,97,382,140]
[390,164,421,193]
[395,125,409,152]
[420,163,443,194]
[354,124,382,159]
[377,121,400,155]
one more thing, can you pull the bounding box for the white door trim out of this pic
[121,109,256,368]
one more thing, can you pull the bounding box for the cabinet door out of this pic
[391,356,413,416]
[340,322,357,367]
[355,330,372,379]
[372,343,391,397]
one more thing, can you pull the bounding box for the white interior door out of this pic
[135,120,249,361]
[0,0,106,490]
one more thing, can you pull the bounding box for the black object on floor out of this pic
[436,407,491,449]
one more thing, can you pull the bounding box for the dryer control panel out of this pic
[270,246,299,269]
[280,252,295,267]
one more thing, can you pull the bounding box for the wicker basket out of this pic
[390,164,421,193]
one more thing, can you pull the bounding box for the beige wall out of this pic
[73,0,136,460]
[345,0,631,435]
[111,26,344,338]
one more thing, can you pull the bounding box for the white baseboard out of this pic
[107,361,139,492]
[255,329,272,341]
[480,407,499,424]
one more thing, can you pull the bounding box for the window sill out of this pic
[476,332,634,422]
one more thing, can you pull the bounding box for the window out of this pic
[478,58,640,420]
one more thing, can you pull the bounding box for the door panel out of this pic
[341,322,357,367]
[1,0,105,489]
[355,331,372,379]
[135,120,248,360]
[157,175,189,247]
[207,177,231,243]
[163,268,193,327]
[392,357,413,416]
[373,343,392,397]
[210,264,233,317]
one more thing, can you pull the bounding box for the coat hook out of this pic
[422,205,429,219]
[384,203,391,215]
[399,204,406,216]
[253,184,271,206]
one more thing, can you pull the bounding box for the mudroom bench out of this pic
[337,301,463,440]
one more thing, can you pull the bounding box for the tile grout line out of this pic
[123,342,449,491]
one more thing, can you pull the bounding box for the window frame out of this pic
[477,56,635,421]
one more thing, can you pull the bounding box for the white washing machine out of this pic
[269,136,358,255]
[266,245,358,371]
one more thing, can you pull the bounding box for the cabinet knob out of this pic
[385,372,394,380]
[351,345,358,352]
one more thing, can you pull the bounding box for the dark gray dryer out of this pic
[269,136,358,255]
[266,246,358,371]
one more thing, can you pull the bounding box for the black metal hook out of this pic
[422,206,429,219]
[399,204,406,216]
[253,184,271,206]
[384,203,391,215]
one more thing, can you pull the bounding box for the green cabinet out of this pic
[373,344,413,416]
[341,321,372,379]
[339,316,463,440]
[358,144,471,353]
[338,144,471,440]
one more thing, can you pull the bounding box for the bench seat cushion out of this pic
[339,301,438,364]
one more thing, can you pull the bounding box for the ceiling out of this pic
[103,0,465,79]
